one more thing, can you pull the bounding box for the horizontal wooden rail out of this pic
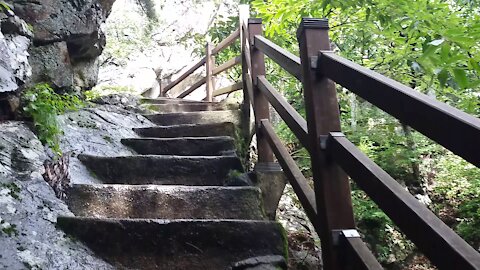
[254,35,302,80]
[261,119,318,229]
[317,51,480,168]
[337,230,383,270]
[212,28,240,55]
[212,82,243,97]
[164,56,206,93]
[327,132,480,270]
[213,55,241,76]
[177,77,206,98]
[257,76,310,150]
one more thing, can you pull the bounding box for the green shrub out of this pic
[22,83,84,155]
[433,153,480,248]
[352,188,415,264]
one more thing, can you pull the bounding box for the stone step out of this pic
[121,137,236,156]
[57,217,286,270]
[144,103,239,113]
[134,122,236,138]
[78,154,244,185]
[141,97,219,104]
[144,110,241,126]
[67,184,265,219]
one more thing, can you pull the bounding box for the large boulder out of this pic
[11,0,116,90]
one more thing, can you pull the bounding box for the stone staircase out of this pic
[57,98,287,269]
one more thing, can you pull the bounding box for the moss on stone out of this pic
[278,222,289,262]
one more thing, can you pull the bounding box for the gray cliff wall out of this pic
[11,0,115,91]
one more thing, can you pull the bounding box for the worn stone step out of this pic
[121,137,236,156]
[144,103,239,113]
[57,217,286,270]
[78,154,244,185]
[144,110,241,126]
[141,97,218,104]
[67,184,265,219]
[134,122,236,138]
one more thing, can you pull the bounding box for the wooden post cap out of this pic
[296,18,329,39]
[248,18,262,24]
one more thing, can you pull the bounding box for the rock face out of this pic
[11,0,115,90]
[0,121,114,269]
[0,10,32,119]
[0,13,31,93]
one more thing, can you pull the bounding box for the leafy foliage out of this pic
[432,153,480,247]
[22,84,84,155]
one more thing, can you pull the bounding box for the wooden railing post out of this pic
[248,18,274,163]
[206,42,214,101]
[297,18,356,270]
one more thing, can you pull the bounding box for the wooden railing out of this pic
[162,25,242,101]
[162,5,480,270]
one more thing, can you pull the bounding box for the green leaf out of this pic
[440,43,450,62]
[437,69,449,86]
[452,68,468,89]
[421,45,438,59]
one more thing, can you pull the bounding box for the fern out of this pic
[22,84,84,155]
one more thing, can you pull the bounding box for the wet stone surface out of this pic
[0,121,114,269]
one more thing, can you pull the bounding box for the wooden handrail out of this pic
[243,43,253,75]
[257,76,309,149]
[316,51,480,168]
[260,119,318,229]
[254,35,302,80]
[164,56,206,93]
[212,28,240,55]
[212,55,241,76]
[176,77,206,98]
[244,69,254,107]
[212,82,242,97]
[162,28,239,98]
[328,132,480,269]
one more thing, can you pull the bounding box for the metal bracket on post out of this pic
[332,229,361,246]
[320,132,345,150]
[319,135,329,150]
[310,56,318,69]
